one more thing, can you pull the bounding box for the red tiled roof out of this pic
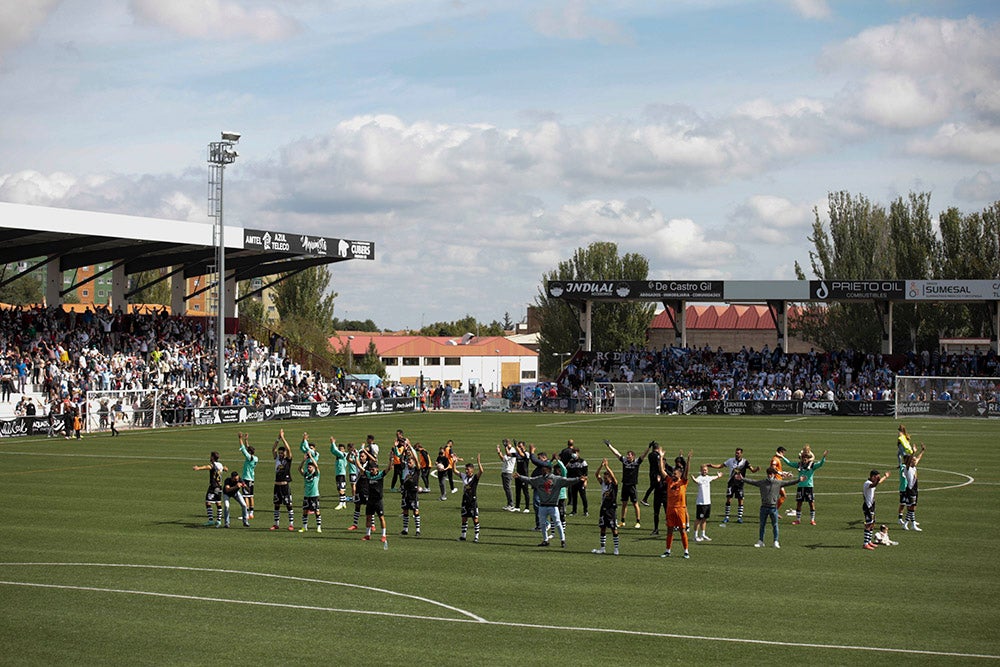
[650,304,803,331]
[329,333,536,357]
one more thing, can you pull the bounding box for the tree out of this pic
[797,192,1000,351]
[502,311,514,330]
[269,265,338,362]
[355,339,387,377]
[416,315,504,337]
[271,265,337,331]
[534,241,653,378]
[129,269,171,307]
[331,317,380,332]
[0,263,43,305]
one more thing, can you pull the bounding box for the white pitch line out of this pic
[539,415,636,427]
[783,417,808,423]
[1,568,997,661]
[1,562,485,622]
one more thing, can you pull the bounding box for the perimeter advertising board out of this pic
[546,280,724,300]
[904,280,1000,301]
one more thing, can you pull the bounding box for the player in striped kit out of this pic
[862,469,891,550]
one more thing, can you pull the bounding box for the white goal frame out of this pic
[84,389,162,433]
[592,382,660,415]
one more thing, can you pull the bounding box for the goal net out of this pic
[84,389,163,433]
[593,382,660,415]
[894,376,1000,418]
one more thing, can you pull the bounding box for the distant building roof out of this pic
[650,304,803,331]
[330,333,537,357]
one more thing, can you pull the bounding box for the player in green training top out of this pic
[298,450,322,533]
[330,437,349,510]
[238,432,258,520]
[781,445,828,525]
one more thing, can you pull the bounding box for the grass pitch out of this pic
[1,412,998,665]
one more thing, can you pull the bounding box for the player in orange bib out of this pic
[662,450,692,559]
[770,446,788,514]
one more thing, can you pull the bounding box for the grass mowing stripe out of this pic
[2,577,997,661]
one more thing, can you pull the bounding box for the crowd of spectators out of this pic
[559,343,1000,411]
[2,303,998,425]
[0,304,401,425]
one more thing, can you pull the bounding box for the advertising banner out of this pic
[904,280,1000,301]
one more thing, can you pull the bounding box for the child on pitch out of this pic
[193,451,227,527]
[691,463,723,542]
[459,454,484,542]
[362,459,389,549]
[222,471,250,528]
[592,458,620,555]
[872,524,899,546]
[298,450,322,533]
[238,432,257,519]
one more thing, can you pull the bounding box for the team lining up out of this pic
[192,424,927,554]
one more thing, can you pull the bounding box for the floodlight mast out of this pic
[208,131,240,396]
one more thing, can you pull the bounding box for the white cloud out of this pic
[785,0,831,20]
[0,0,60,60]
[129,0,299,41]
[907,123,1000,164]
[953,170,1000,202]
[824,16,1000,129]
[530,0,632,45]
[731,195,814,244]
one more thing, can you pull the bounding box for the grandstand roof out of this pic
[650,304,803,330]
[0,202,374,286]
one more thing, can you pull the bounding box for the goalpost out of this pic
[894,376,1000,419]
[84,389,163,433]
[593,382,661,415]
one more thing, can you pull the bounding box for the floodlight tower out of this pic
[208,131,240,395]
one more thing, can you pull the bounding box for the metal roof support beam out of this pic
[235,265,311,304]
[124,264,185,299]
[661,299,687,348]
[0,253,62,289]
[766,300,788,353]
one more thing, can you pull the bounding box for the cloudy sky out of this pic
[1,1,998,329]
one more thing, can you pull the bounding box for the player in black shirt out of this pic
[592,458,620,555]
[459,454,484,542]
[362,461,389,548]
[641,441,663,506]
[604,439,646,529]
[271,429,295,531]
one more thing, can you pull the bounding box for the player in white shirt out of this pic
[691,464,723,542]
[862,469,891,550]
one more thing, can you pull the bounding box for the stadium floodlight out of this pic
[208,131,241,395]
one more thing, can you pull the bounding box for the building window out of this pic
[522,370,536,380]
[402,357,420,366]
[193,304,201,311]
[97,290,105,297]
[424,357,440,365]
[382,358,398,366]
[444,357,461,366]
[81,290,89,297]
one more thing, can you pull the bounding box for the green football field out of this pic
[1,412,998,665]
